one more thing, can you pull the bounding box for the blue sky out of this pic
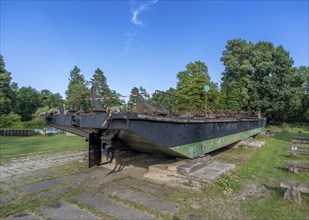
[1,0,308,99]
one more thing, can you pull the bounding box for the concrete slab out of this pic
[189,161,235,183]
[18,178,66,194]
[18,172,92,194]
[147,159,235,185]
[4,212,42,220]
[117,177,173,196]
[101,183,180,214]
[178,161,207,174]
[1,150,86,181]
[149,160,181,176]
[246,141,265,148]
[38,200,100,220]
[74,192,154,219]
[167,160,189,172]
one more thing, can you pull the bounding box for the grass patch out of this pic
[0,135,87,164]
[0,198,45,218]
[244,192,309,220]
[236,125,309,219]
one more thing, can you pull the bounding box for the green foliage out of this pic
[0,55,16,115]
[65,66,90,111]
[149,87,177,113]
[40,89,64,108]
[220,39,308,121]
[0,112,45,129]
[34,106,50,116]
[176,61,219,112]
[0,112,22,128]
[90,68,109,96]
[15,86,42,121]
[21,118,46,129]
[129,86,150,104]
[214,175,240,194]
[90,68,123,107]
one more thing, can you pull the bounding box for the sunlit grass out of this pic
[0,135,87,164]
[238,125,309,219]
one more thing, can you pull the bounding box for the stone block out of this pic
[74,192,154,219]
[101,184,180,214]
[246,141,265,148]
[283,187,302,204]
[38,201,99,220]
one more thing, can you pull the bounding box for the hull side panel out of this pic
[171,127,262,158]
[126,119,265,149]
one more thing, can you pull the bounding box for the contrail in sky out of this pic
[125,31,137,50]
[130,0,158,26]
[116,0,158,59]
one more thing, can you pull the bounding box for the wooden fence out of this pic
[0,129,34,136]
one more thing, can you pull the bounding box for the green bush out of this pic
[21,118,46,129]
[0,112,22,128]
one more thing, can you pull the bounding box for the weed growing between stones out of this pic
[214,175,240,194]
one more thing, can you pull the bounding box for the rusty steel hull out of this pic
[47,112,266,160]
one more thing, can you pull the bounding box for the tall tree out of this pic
[90,68,110,96]
[0,55,16,114]
[40,89,64,108]
[220,39,254,110]
[129,87,139,104]
[90,68,122,107]
[65,66,90,110]
[220,39,306,121]
[149,87,177,114]
[298,66,309,121]
[15,86,42,121]
[176,61,219,112]
[129,86,149,104]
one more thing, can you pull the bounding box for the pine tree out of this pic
[90,68,110,97]
[90,68,122,107]
[65,66,90,110]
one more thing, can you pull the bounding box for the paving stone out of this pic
[18,177,67,194]
[38,200,100,220]
[118,177,173,196]
[0,184,17,198]
[17,172,92,194]
[74,192,155,219]
[10,175,43,187]
[189,161,235,183]
[101,184,180,214]
[1,150,86,181]
[4,212,42,220]
[0,170,12,179]
[178,161,210,174]
[0,195,6,202]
